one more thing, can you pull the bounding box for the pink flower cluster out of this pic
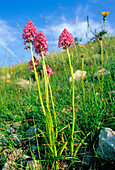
[28,57,40,73]
[58,28,74,49]
[22,20,37,49]
[22,21,48,56]
[42,64,53,77]
[33,31,48,56]
[28,57,53,77]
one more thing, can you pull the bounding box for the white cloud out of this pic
[40,16,115,46]
[0,19,18,58]
[0,20,17,45]
[75,4,92,19]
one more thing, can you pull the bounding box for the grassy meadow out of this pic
[0,32,115,169]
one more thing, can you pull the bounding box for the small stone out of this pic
[62,108,66,113]
[61,162,68,170]
[82,150,93,167]
[18,154,31,166]
[32,145,38,152]
[26,160,41,170]
[3,148,23,162]
[10,134,23,145]
[12,122,21,129]
[76,61,80,64]
[69,70,87,82]
[7,128,15,134]
[16,78,31,88]
[2,161,16,170]
[94,69,110,77]
[96,127,115,160]
[95,92,100,96]
[76,95,80,99]
[25,126,38,143]
[6,74,10,79]
[0,132,7,150]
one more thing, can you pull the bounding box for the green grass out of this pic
[0,37,115,169]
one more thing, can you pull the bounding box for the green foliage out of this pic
[0,36,115,169]
[90,29,107,41]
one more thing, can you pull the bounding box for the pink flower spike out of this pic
[22,20,37,49]
[33,31,48,56]
[42,64,53,77]
[58,28,74,49]
[28,56,40,72]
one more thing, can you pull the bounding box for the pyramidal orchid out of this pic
[58,28,75,157]
[33,31,48,56]
[58,28,74,49]
[22,20,37,49]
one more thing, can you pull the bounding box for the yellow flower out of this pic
[102,11,109,17]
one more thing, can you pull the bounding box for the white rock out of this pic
[7,127,15,134]
[10,134,22,145]
[3,148,23,162]
[96,127,115,160]
[2,161,16,170]
[69,70,87,82]
[0,132,7,148]
[94,69,110,77]
[26,160,41,170]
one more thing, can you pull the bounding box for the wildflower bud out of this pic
[102,12,109,17]
[102,12,109,21]
[81,54,85,58]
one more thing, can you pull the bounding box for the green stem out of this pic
[41,49,57,158]
[48,81,57,139]
[100,40,104,109]
[30,41,46,116]
[66,47,75,156]
[82,58,85,103]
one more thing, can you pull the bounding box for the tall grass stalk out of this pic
[100,39,104,108]
[81,57,85,104]
[66,47,75,157]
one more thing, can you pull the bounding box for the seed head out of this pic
[81,54,85,58]
[99,37,104,41]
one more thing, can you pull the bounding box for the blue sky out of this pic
[0,0,115,68]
